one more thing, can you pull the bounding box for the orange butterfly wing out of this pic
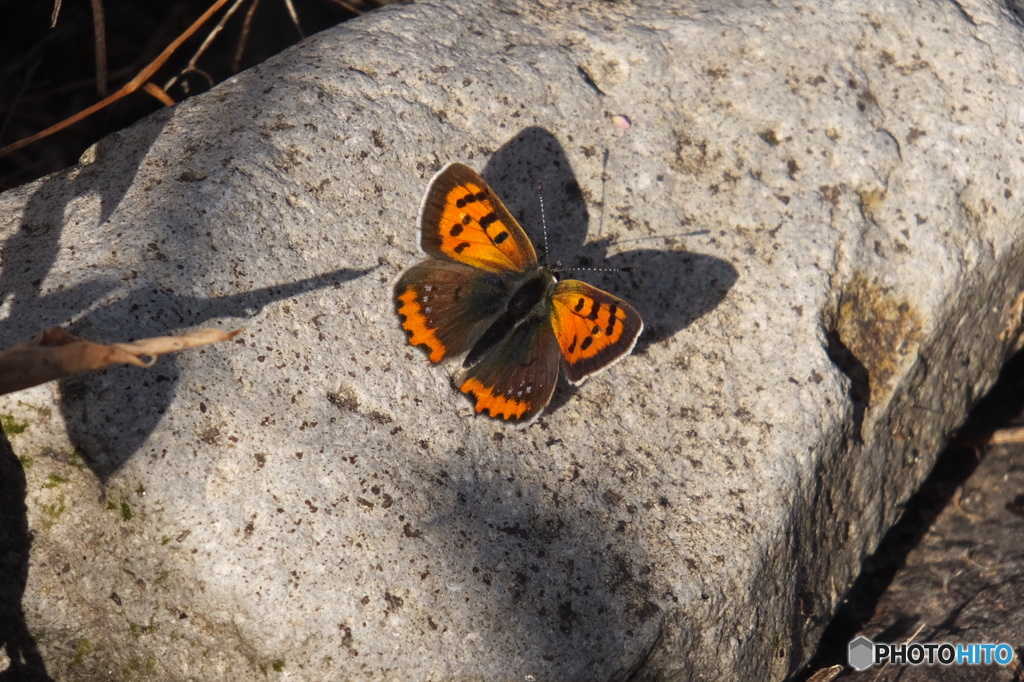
[418,163,537,273]
[550,280,644,384]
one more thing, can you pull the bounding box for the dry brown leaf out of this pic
[0,327,242,396]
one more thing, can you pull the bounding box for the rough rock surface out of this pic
[2,0,1024,679]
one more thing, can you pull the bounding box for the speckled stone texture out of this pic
[2,0,1024,679]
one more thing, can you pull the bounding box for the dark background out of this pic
[0,0,387,191]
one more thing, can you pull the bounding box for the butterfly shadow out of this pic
[479,128,738,417]
[549,246,737,415]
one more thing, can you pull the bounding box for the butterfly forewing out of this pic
[418,163,538,273]
[550,280,644,384]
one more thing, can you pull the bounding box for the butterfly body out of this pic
[395,163,643,423]
[462,267,556,368]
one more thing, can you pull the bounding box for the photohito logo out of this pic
[848,636,1015,671]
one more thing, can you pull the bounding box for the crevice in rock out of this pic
[946,0,980,26]
[822,322,870,445]
[1005,0,1024,25]
[574,64,606,97]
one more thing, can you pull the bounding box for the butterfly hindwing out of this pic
[457,311,563,423]
[394,259,519,363]
[550,280,644,385]
[418,163,538,273]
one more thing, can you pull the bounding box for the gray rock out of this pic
[2,0,1024,679]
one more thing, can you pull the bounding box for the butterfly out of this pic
[394,162,643,424]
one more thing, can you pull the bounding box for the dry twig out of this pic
[0,327,241,396]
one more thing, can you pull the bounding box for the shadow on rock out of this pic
[0,432,52,681]
[420,452,667,679]
[0,108,372,481]
[0,100,170,682]
[479,127,737,417]
[0,118,171,350]
[58,267,369,480]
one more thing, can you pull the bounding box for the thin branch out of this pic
[0,0,234,159]
[0,327,242,396]
[90,0,109,96]
[234,0,261,71]
[163,0,248,93]
[988,426,1024,444]
[282,0,304,39]
[323,0,368,15]
[142,82,175,106]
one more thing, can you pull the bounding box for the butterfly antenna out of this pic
[536,179,551,267]
[560,263,635,274]
[537,174,633,275]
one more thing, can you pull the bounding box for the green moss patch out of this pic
[41,494,67,529]
[43,474,70,489]
[106,498,134,521]
[0,414,27,435]
[69,637,93,667]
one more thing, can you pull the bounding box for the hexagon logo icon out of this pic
[848,636,875,671]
